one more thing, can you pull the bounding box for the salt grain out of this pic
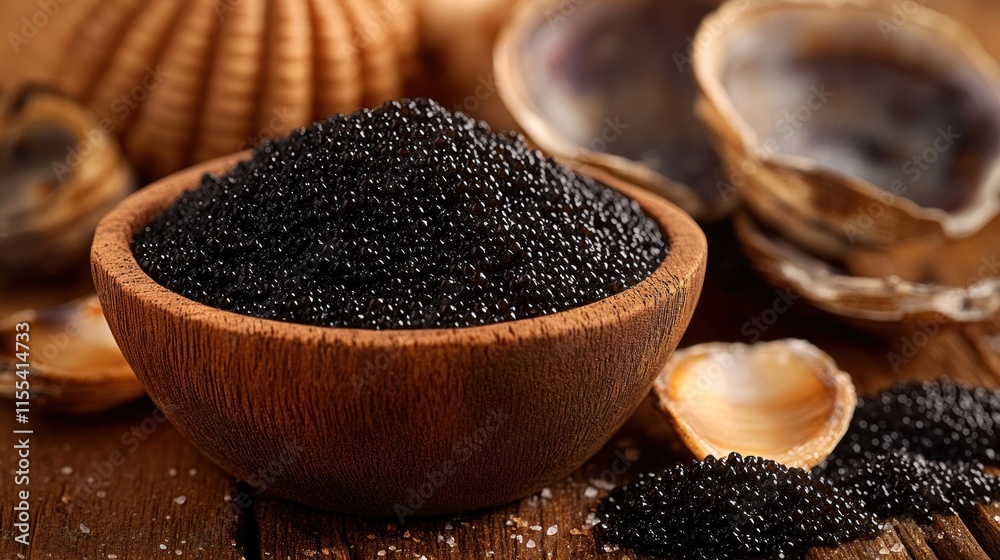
[79,523,90,534]
[61,466,73,475]
[540,488,552,500]
[526,540,536,549]
[547,525,558,536]
[173,496,187,505]
[583,487,598,499]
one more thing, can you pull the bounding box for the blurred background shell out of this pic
[0,86,134,275]
[0,0,418,180]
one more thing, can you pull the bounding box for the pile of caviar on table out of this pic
[133,98,666,329]
[596,379,1000,559]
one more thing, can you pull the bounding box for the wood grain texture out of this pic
[89,152,708,516]
[4,221,1000,558]
[0,400,242,560]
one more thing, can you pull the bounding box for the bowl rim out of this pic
[91,151,707,347]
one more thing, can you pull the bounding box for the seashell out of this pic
[0,296,144,414]
[0,0,418,180]
[495,0,734,221]
[0,86,134,275]
[733,210,1000,334]
[652,339,857,469]
[694,0,1000,255]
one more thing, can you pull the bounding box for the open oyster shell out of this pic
[0,296,143,414]
[0,86,134,275]
[653,339,856,469]
[694,0,1000,255]
[496,0,733,221]
[734,211,1000,333]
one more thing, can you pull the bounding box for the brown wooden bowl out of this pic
[90,152,707,516]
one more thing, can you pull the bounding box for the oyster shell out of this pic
[0,296,144,414]
[653,339,856,469]
[496,0,733,220]
[0,0,419,180]
[0,86,134,275]
[734,211,1000,333]
[694,0,1000,254]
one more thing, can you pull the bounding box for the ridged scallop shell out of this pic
[0,0,418,179]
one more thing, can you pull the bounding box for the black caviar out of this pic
[819,450,1000,524]
[133,98,667,329]
[818,378,1000,467]
[594,453,881,560]
[814,378,1000,523]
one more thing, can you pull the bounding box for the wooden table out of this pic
[3,221,1000,560]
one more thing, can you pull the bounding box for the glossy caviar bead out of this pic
[818,450,1000,524]
[818,378,1000,467]
[133,98,667,329]
[594,453,881,560]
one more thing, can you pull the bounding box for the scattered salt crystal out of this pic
[97,491,107,498]
[591,478,616,491]
[446,536,456,548]
[603,544,618,552]
[61,466,73,475]
[168,468,178,476]
[79,523,91,534]
[891,543,904,553]
[526,540,536,549]
[540,488,552,500]
[444,522,453,530]
[160,544,168,550]
[188,468,197,476]
[517,535,523,543]
[174,550,183,556]
[173,496,187,505]
[107,555,118,559]
[377,551,386,557]
[547,525,558,536]
[583,487,598,499]
[569,528,583,536]
[879,547,890,555]
[530,525,542,531]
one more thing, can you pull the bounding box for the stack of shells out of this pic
[0,0,418,179]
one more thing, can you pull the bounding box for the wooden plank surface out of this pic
[2,221,1000,559]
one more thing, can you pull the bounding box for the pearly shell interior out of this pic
[718,3,1000,213]
[654,339,856,469]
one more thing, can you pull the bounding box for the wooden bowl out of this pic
[90,152,707,516]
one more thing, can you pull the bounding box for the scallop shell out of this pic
[495,0,733,221]
[694,0,1000,254]
[0,86,135,275]
[0,0,418,180]
[653,339,857,469]
[0,296,144,414]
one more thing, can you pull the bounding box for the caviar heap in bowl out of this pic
[91,99,707,515]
